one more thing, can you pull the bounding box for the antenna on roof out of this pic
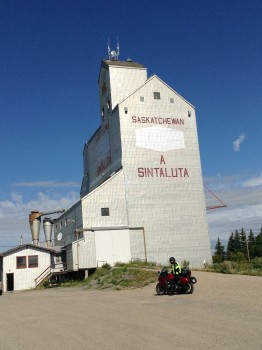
[107,38,119,61]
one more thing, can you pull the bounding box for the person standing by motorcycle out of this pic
[169,257,181,293]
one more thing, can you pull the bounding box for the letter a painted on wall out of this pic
[160,155,166,164]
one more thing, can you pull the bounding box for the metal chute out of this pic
[29,209,65,246]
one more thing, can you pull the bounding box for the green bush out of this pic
[101,262,111,270]
[252,257,262,269]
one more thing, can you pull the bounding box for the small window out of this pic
[17,256,27,269]
[101,208,110,216]
[55,256,62,264]
[28,255,38,268]
[60,221,63,229]
[154,92,160,100]
[140,96,144,102]
[101,107,105,119]
[170,98,174,103]
[107,100,110,111]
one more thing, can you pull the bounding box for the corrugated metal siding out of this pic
[82,171,128,229]
[119,76,212,267]
[130,229,146,261]
[66,245,74,271]
[81,108,122,197]
[54,201,82,247]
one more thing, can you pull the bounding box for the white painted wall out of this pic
[2,247,51,292]
[118,75,212,266]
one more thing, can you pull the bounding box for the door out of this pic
[95,229,131,267]
[6,273,14,291]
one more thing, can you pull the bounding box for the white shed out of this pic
[0,244,56,293]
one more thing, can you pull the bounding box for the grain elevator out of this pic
[54,51,212,268]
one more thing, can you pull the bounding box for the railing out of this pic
[35,263,67,287]
[35,266,51,287]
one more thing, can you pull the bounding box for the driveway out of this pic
[0,271,261,350]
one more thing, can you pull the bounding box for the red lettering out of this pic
[172,168,178,177]
[165,168,171,177]
[138,168,144,177]
[137,167,189,178]
[147,168,153,177]
[160,155,165,164]
[154,168,159,177]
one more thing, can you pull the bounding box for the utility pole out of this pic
[246,239,250,262]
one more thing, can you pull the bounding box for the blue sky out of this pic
[0,0,262,250]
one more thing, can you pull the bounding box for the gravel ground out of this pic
[0,271,261,350]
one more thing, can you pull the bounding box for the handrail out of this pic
[35,266,51,286]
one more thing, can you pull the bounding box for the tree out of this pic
[252,228,262,257]
[226,230,245,261]
[234,230,241,252]
[247,229,255,259]
[240,228,248,259]
[213,237,226,263]
[227,233,235,259]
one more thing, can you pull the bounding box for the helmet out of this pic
[169,257,176,264]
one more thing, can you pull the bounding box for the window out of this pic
[170,98,174,103]
[107,100,111,111]
[153,92,160,100]
[55,256,62,264]
[140,96,144,102]
[28,255,38,268]
[101,208,110,216]
[101,107,105,119]
[60,221,63,229]
[17,256,26,269]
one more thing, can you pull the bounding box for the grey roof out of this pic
[0,244,56,256]
[101,59,146,70]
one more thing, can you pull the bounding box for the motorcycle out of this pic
[156,267,197,295]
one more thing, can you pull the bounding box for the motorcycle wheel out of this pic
[184,283,194,294]
[156,283,165,295]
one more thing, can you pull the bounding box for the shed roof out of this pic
[0,244,56,257]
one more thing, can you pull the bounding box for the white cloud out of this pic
[0,191,79,250]
[233,133,245,152]
[12,181,80,188]
[205,172,262,247]
[242,174,262,187]
[1,172,262,254]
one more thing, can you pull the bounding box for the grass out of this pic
[40,258,262,291]
[200,258,262,276]
[57,261,159,290]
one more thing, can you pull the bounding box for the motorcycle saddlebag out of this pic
[181,267,191,276]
